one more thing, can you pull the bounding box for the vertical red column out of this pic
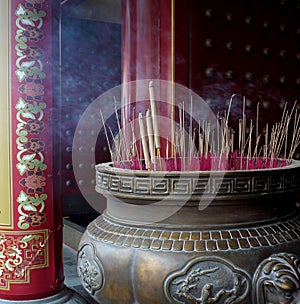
[0,0,60,300]
[122,0,173,84]
[121,0,173,156]
[0,1,83,302]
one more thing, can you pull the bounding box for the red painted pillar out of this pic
[122,0,173,83]
[0,1,84,302]
[121,0,174,156]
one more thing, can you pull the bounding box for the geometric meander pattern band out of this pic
[96,168,300,198]
[87,215,300,252]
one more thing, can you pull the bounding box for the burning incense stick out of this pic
[189,96,193,164]
[256,102,260,141]
[138,112,151,170]
[100,110,113,161]
[109,127,121,163]
[242,97,246,157]
[130,120,142,169]
[114,97,129,161]
[146,109,155,167]
[226,94,235,125]
[149,81,162,168]
[289,109,300,159]
[264,123,268,159]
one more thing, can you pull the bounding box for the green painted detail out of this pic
[15,2,48,229]
[17,191,47,229]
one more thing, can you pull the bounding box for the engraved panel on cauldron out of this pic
[253,252,300,304]
[234,177,251,193]
[135,178,151,194]
[151,178,169,194]
[77,243,104,295]
[171,178,192,194]
[110,176,120,191]
[284,174,293,189]
[193,177,210,194]
[212,178,233,194]
[294,173,300,188]
[164,257,251,304]
[253,176,269,192]
[270,174,283,190]
[119,177,133,193]
[99,173,109,189]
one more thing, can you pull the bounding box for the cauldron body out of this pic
[77,161,300,304]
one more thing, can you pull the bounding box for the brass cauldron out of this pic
[77,160,300,304]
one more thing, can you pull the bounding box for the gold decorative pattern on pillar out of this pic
[0,230,48,291]
[0,0,13,228]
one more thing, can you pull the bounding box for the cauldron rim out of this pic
[95,159,300,200]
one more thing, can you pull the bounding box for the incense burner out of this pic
[77,160,300,304]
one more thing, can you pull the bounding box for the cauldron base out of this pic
[78,212,300,304]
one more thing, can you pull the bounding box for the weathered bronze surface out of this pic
[78,161,300,303]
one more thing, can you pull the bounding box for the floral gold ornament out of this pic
[0,231,48,291]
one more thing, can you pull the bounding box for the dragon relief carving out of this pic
[164,257,250,304]
[253,252,300,304]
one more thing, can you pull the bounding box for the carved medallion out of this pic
[253,252,300,304]
[77,243,104,295]
[164,256,251,303]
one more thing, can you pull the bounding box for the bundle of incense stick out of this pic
[100,83,300,171]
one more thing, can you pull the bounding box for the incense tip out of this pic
[138,112,143,119]
[149,80,154,88]
[146,109,150,116]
